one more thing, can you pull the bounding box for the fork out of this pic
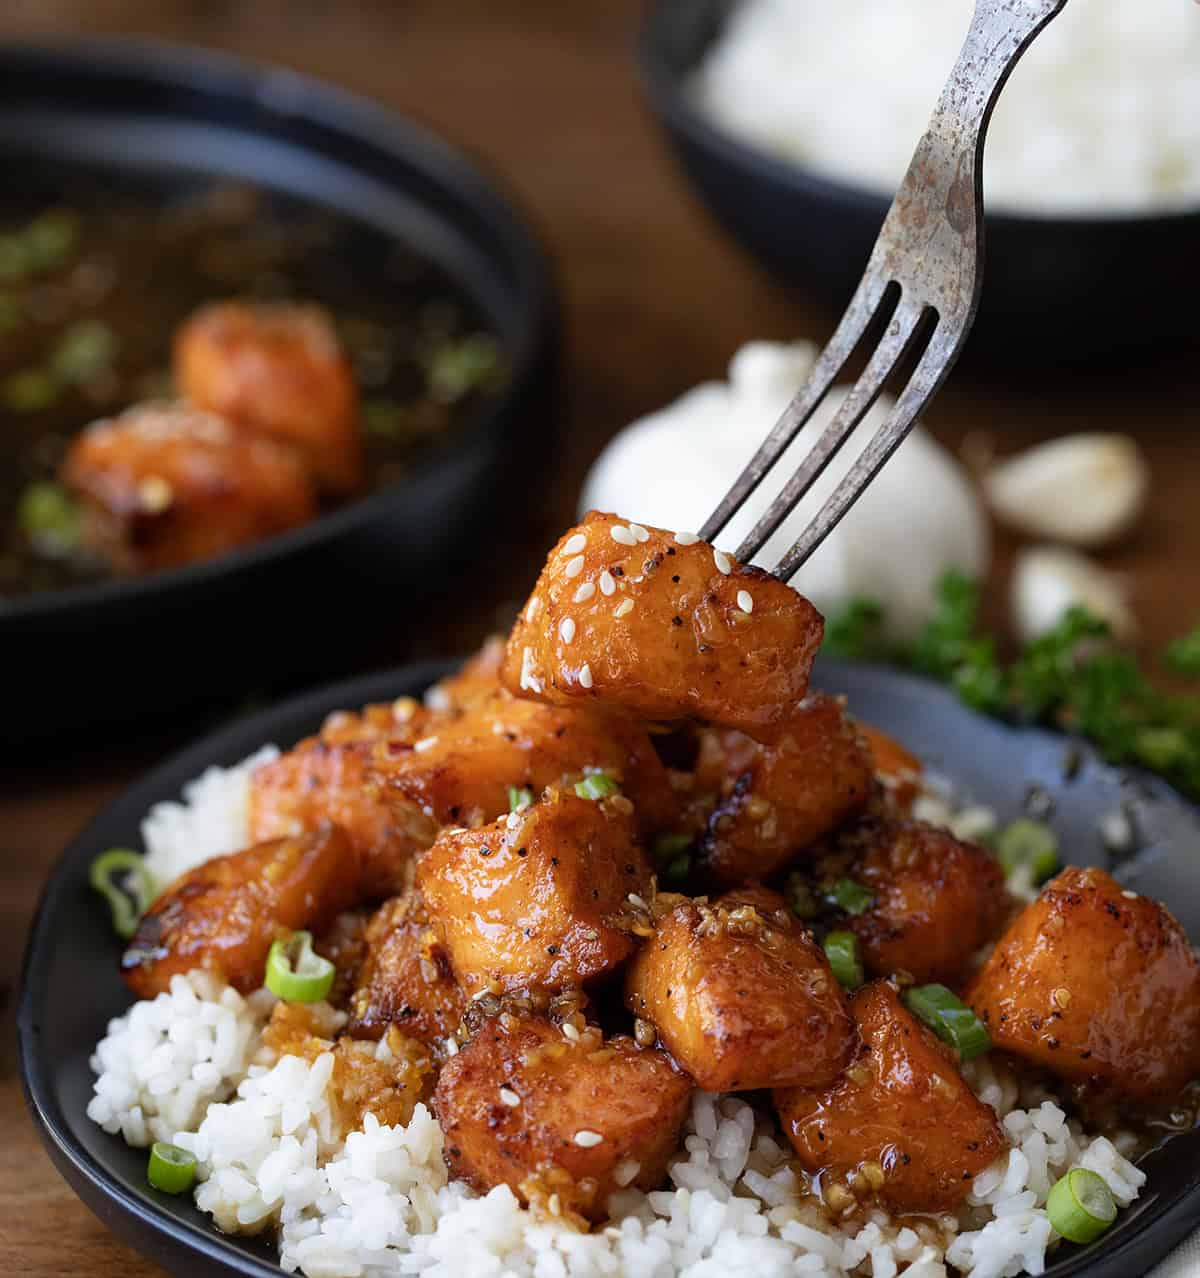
[700,0,1069,580]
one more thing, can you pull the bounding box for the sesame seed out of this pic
[573,582,596,603]
[1122,889,1139,899]
[499,1087,521,1107]
[611,524,637,546]
[674,531,699,545]
[560,617,576,644]
[138,475,174,513]
[471,987,493,1000]
[574,1130,603,1148]
[526,596,542,623]
[1052,987,1072,1008]
[425,686,452,712]
[565,555,585,578]
[713,549,732,575]
[505,810,523,830]
[414,736,438,753]
[737,589,754,613]
[614,1159,641,1186]
[562,1022,581,1042]
[614,599,634,619]
[627,892,648,910]
[629,523,650,543]
[392,697,417,722]
[599,570,616,596]
[579,663,594,689]
[548,1193,562,1217]
[563,533,587,556]
[443,1036,459,1056]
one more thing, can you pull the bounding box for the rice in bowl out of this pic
[87,751,1150,1278]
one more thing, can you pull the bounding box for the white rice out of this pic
[87,970,275,1147]
[88,744,1149,1277]
[691,0,1200,214]
[141,745,278,887]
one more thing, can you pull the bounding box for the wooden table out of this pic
[1,3,1196,1273]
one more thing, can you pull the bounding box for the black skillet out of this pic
[18,656,1200,1277]
[0,41,557,745]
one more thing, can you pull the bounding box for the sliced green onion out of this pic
[23,210,78,272]
[823,930,864,990]
[89,849,157,940]
[574,772,620,801]
[996,818,1059,882]
[265,930,335,1003]
[1047,1168,1117,1244]
[824,877,874,916]
[653,832,693,864]
[52,319,118,385]
[786,872,818,920]
[664,853,692,884]
[508,786,533,812]
[428,333,502,402]
[2,367,60,412]
[904,983,992,1060]
[18,480,79,552]
[0,292,21,333]
[147,1142,197,1194]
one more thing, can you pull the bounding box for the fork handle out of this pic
[882,0,1070,327]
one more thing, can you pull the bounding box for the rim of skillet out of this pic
[17,657,1200,1278]
[635,0,1200,231]
[0,37,557,625]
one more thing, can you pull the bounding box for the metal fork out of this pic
[701,0,1069,580]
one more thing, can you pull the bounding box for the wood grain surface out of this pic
[2,3,1197,1273]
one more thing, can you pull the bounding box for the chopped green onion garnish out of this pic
[653,833,693,864]
[824,877,874,916]
[23,210,78,272]
[3,367,60,412]
[786,872,817,920]
[664,853,692,883]
[1047,1168,1117,1244]
[428,333,501,402]
[147,1142,197,1194]
[574,772,620,801]
[823,930,864,990]
[904,983,992,1060]
[996,818,1059,882]
[18,480,79,552]
[508,786,533,812]
[265,930,335,1003]
[362,397,407,440]
[0,292,21,333]
[89,848,157,940]
[52,319,118,385]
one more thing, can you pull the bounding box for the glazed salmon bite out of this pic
[502,512,824,735]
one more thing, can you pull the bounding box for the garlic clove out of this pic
[983,433,1149,549]
[1011,545,1136,643]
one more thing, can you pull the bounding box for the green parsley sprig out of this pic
[825,571,1200,802]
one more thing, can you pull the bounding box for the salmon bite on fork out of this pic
[503,512,824,736]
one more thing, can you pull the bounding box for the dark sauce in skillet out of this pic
[0,175,506,598]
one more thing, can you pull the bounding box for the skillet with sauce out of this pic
[0,174,507,597]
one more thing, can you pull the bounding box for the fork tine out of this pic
[732,299,931,564]
[698,275,892,545]
[771,334,949,582]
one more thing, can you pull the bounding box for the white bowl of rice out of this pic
[639,0,1200,359]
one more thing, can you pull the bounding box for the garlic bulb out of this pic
[984,433,1149,549]
[580,341,989,638]
[1011,546,1136,643]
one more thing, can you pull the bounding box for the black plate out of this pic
[18,657,1200,1276]
[639,0,1200,362]
[0,40,557,743]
